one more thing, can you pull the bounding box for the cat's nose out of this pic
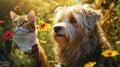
[18,23,24,27]
[18,24,22,27]
[16,27,22,30]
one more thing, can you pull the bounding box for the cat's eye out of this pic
[23,20,27,24]
[13,21,18,24]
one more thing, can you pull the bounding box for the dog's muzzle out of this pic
[53,25,66,37]
[54,26,62,33]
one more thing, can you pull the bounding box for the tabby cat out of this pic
[10,10,49,67]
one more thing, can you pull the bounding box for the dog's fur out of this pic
[52,4,105,67]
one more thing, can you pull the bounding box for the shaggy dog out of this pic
[52,4,110,67]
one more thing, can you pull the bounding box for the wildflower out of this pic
[3,30,14,41]
[37,21,51,31]
[101,49,119,57]
[84,62,96,67]
[49,17,54,21]
[0,20,6,24]
[40,40,47,44]
[14,5,20,11]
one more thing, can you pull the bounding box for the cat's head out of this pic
[10,10,36,34]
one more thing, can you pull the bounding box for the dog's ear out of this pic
[81,9,101,35]
[55,7,62,14]
[83,9,101,30]
[54,6,65,23]
[54,6,65,14]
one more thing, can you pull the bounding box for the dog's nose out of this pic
[54,26,62,33]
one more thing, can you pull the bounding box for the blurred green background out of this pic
[0,0,120,67]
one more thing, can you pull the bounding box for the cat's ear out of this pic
[10,11,17,21]
[28,10,35,22]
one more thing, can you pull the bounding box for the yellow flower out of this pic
[40,40,47,44]
[84,62,96,67]
[37,21,51,31]
[48,17,54,21]
[101,49,119,57]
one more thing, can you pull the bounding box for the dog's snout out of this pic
[54,26,62,33]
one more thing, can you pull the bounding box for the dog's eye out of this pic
[70,18,76,23]
[58,19,62,22]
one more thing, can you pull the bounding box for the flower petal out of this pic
[0,20,6,24]
[37,21,51,31]
[101,49,119,57]
[3,30,14,41]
